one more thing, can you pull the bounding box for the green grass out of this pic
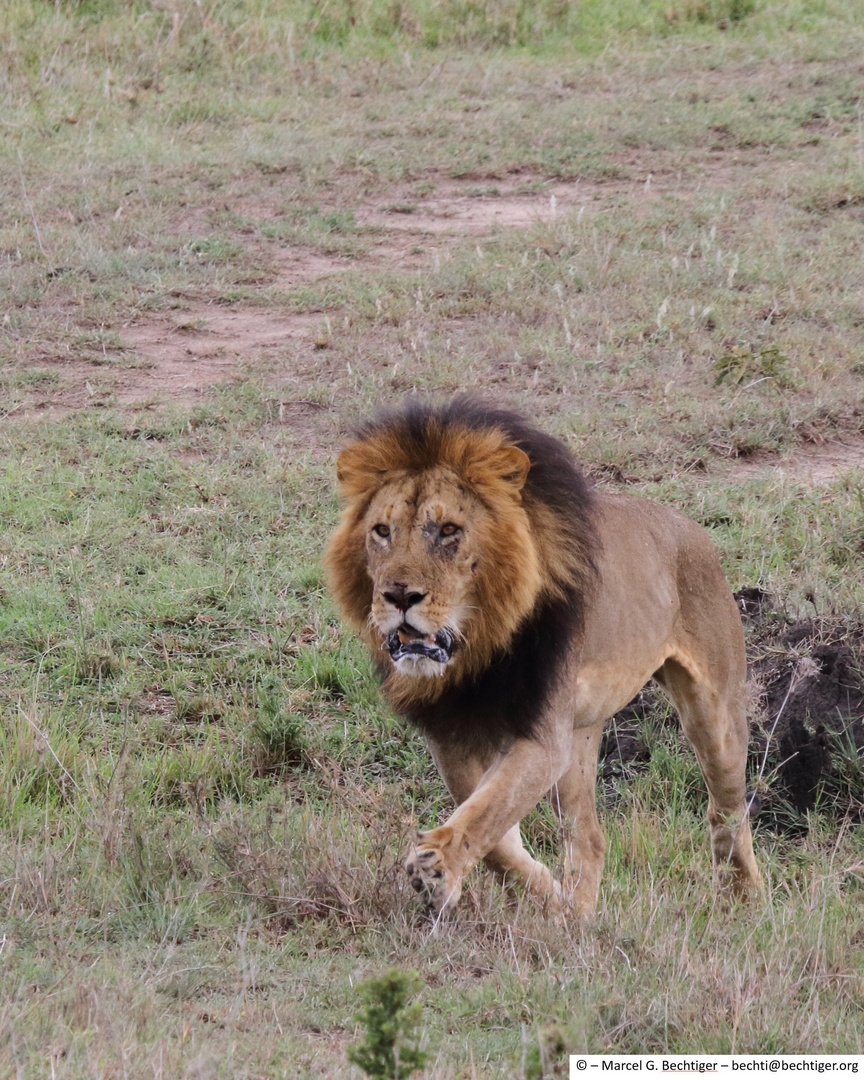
[2,405,863,1076]
[2,0,864,1075]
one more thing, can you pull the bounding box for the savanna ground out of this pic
[2,0,864,1075]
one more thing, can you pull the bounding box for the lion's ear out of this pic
[465,444,530,495]
[335,441,386,499]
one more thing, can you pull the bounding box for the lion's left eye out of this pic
[440,523,460,538]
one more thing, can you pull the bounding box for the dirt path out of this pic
[728,437,864,484]
[13,163,864,485]
[13,174,640,420]
[113,176,627,408]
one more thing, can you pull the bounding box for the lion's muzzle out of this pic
[385,626,456,665]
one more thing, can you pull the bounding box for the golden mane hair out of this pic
[325,399,599,746]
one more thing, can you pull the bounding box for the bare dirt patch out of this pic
[109,174,664,411]
[750,617,864,824]
[14,156,864,490]
[14,173,653,425]
[729,438,864,484]
[14,304,327,421]
[118,305,323,405]
[357,177,642,235]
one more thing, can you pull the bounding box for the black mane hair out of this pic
[363,398,599,750]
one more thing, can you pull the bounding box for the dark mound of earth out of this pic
[749,619,864,824]
[601,600,864,826]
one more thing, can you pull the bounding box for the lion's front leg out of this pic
[406,735,570,914]
[405,825,465,913]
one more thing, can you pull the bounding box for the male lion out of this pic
[325,399,761,915]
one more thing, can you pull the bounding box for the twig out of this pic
[858,99,863,172]
[418,61,445,88]
[17,150,46,257]
[752,658,806,797]
[728,376,774,410]
[18,704,80,793]
[725,659,809,867]
[428,881,460,936]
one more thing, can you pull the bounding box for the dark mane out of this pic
[360,398,599,749]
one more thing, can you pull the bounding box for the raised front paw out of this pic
[404,827,463,915]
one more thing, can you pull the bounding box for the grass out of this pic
[2,0,864,1075]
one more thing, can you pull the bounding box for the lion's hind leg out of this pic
[656,656,761,898]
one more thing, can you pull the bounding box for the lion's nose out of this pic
[383,584,426,612]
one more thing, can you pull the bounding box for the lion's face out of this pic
[362,467,483,677]
[326,421,546,686]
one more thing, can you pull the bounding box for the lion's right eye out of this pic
[372,524,390,538]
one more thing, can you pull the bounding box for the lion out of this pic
[324,399,761,915]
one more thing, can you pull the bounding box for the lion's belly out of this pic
[567,492,688,728]
[569,660,665,729]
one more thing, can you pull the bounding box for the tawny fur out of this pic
[325,400,761,916]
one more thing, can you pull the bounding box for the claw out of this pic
[404,830,463,914]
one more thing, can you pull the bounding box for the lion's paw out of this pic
[405,831,463,915]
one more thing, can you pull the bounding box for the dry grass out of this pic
[2,1,864,1075]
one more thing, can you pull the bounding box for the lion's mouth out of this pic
[385,626,456,665]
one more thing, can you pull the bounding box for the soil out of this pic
[756,622,864,743]
[119,305,324,406]
[354,177,630,235]
[751,619,864,820]
[14,160,864,486]
[3,171,688,425]
[11,176,588,423]
[728,438,864,485]
[601,603,864,825]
